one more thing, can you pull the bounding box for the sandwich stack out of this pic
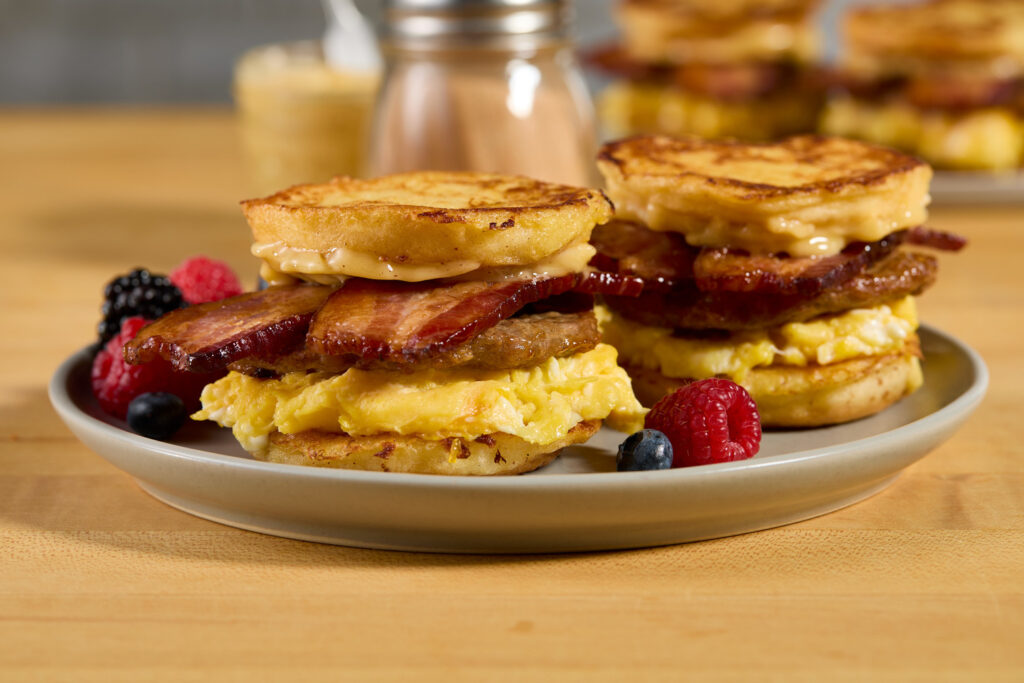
[821,0,1024,171]
[591,135,965,426]
[126,171,646,474]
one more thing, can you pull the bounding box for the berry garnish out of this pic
[616,429,674,471]
[98,268,184,345]
[170,256,243,305]
[645,379,761,467]
[126,392,188,440]
[91,316,215,420]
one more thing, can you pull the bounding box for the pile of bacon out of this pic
[589,221,966,331]
[124,271,644,378]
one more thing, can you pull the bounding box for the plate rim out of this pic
[49,323,989,490]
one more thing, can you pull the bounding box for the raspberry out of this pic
[644,379,761,467]
[91,317,215,420]
[98,268,184,345]
[170,256,243,305]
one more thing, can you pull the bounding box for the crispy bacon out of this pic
[605,251,939,331]
[904,76,1017,111]
[124,285,332,373]
[906,226,967,252]
[308,276,580,362]
[692,232,904,296]
[127,266,645,372]
[575,270,645,297]
[590,222,965,296]
[590,221,695,290]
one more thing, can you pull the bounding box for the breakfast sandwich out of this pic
[589,0,824,142]
[821,0,1024,170]
[125,172,646,474]
[590,135,965,427]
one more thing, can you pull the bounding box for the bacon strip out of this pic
[124,285,332,373]
[590,221,695,290]
[904,76,1016,111]
[575,270,645,297]
[591,222,965,296]
[606,251,938,331]
[906,226,967,252]
[693,232,904,295]
[308,276,580,362]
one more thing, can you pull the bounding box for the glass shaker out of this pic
[367,0,598,186]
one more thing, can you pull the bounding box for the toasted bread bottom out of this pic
[624,352,923,428]
[260,419,601,475]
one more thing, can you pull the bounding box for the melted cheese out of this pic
[598,298,919,382]
[194,344,646,454]
[253,240,597,285]
[607,184,928,257]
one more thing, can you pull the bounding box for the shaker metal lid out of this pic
[381,0,572,48]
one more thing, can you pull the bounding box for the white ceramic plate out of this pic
[50,325,986,553]
[930,170,1024,205]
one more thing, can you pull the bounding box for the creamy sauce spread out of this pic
[253,241,596,285]
[608,185,930,257]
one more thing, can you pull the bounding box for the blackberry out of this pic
[98,268,184,344]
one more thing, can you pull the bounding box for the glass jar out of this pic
[368,0,598,186]
[234,41,379,195]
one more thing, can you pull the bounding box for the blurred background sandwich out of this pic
[589,0,825,141]
[821,0,1024,171]
[589,135,966,427]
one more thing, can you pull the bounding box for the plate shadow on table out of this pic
[15,375,673,566]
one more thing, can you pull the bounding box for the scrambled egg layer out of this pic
[821,97,1024,170]
[598,80,821,143]
[194,344,646,454]
[599,298,919,382]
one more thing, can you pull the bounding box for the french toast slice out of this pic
[597,135,931,256]
[624,349,922,427]
[618,0,820,64]
[261,420,602,475]
[242,171,612,282]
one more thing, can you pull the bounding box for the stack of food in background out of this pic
[588,0,824,141]
[821,0,1024,171]
[589,0,1024,177]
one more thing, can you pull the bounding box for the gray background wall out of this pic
[0,0,866,104]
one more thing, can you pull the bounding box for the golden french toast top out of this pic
[241,171,612,282]
[844,0,1024,77]
[621,0,818,24]
[618,0,820,64]
[597,135,932,256]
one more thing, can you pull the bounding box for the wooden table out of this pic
[2,109,1022,681]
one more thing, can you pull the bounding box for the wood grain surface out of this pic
[1,109,1022,681]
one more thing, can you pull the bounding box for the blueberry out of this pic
[616,429,674,471]
[126,392,187,440]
